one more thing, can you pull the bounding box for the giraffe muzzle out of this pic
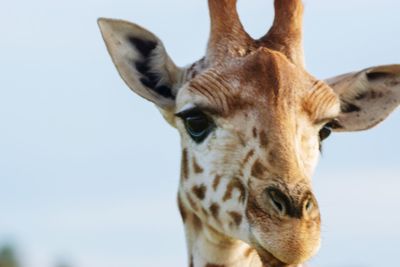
[263,186,318,219]
[246,182,321,264]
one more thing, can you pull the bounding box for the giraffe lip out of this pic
[249,236,284,266]
[253,238,314,266]
[254,244,289,267]
[250,233,296,266]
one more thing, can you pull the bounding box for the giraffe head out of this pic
[98,0,400,265]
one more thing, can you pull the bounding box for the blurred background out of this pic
[0,0,399,266]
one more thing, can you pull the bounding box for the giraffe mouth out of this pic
[252,242,296,267]
[249,231,307,267]
[250,234,288,266]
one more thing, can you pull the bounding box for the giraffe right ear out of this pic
[98,18,185,110]
[326,64,400,132]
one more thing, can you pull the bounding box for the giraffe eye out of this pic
[319,124,332,141]
[176,108,215,143]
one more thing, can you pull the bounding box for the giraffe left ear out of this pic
[98,18,185,111]
[325,64,400,132]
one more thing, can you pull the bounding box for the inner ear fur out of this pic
[326,64,400,132]
[98,18,185,110]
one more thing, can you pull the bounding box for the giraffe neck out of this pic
[183,211,262,267]
[179,197,304,267]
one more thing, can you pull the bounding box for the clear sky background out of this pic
[0,0,399,267]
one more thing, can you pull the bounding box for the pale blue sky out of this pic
[0,1,399,267]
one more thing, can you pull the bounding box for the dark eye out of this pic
[176,108,214,143]
[319,124,332,141]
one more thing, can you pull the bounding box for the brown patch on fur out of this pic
[223,178,246,203]
[177,194,187,222]
[252,127,258,138]
[242,149,255,166]
[251,159,267,178]
[192,184,207,200]
[192,156,204,173]
[259,130,269,147]
[228,211,243,226]
[182,149,189,180]
[209,202,220,220]
[212,175,222,191]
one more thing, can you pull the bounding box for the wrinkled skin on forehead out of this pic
[178,49,339,180]
[175,48,339,264]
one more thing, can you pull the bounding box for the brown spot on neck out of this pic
[228,211,243,226]
[182,149,189,180]
[192,156,204,173]
[209,202,220,221]
[242,149,255,166]
[212,175,222,191]
[259,130,269,147]
[192,184,207,200]
[252,127,258,138]
[223,178,246,203]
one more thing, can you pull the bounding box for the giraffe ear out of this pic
[326,64,400,132]
[98,18,185,110]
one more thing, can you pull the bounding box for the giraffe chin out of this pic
[250,230,321,267]
[253,244,292,267]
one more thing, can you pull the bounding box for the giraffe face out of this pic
[176,48,340,264]
[99,1,400,265]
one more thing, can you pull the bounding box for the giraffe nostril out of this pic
[305,198,313,213]
[265,187,291,216]
[303,196,318,216]
[272,198,284,213]
[262,187,319,218]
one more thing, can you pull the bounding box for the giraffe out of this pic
[98,0,400,266]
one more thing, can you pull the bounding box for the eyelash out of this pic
[318,120,336,151]
[176,108,215,143]
[319,124,332,141]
